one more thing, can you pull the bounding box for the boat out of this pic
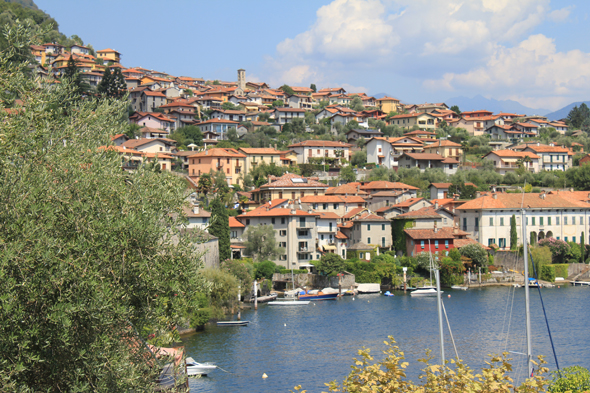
[410,286,443,297]
[268,300,310,305]
[298,290,338,300]
[185,357,217,376]
[451,285,468,290]
[216,320,249,326]
[528,278,541,288]
[356,283,381,293]
[383,291,395,297]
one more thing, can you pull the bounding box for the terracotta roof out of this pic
[229,217,245,228]
[404,130,436,136]
[459,193,590,210]
[325,183,368,195]
[402,153,446,161]
[370,191,404,197]
[317,212,340,219]
[389,112,436,119]
[300,195,365,204]
[429,182,476,189]
[404,227,469,240]
[183,206,211,218]
[374,205,401,213]
[197,118,239,125]
[143,91,166,97]
[239,208,319,218]
[260,173,329,189]
[110,133,127,140]
[453,238,491,250]
[395,206,443,219]
[426,140,462,148]
[524,145,570,153]
[485,150,540,159]
[274,107,307,112]
[288,140,352,148]
[360,181,419,191]
[338,221,354,229]
[515,122,539,128]
[188,148,246,158]
[335,231,348,239]
[353,212,387,221]
[252,199,289,211]
[442,157,460,164]
[376,96,400,101]
[140,126,169,134]
[392,198,428,208]
[121,138,176,150]
[238,148,282,155]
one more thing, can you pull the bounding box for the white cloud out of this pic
[260,0,585,109]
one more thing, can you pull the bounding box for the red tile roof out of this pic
[288,140,352,148]
[404,227,469,240]
[325,183,368,195]
[317,212,340,219]
[229,217,245,228]
[335,231,348,239]
[459,193,590,210]
[238,147,282,155]
[485,150,540,159]
[425,140,462,148]
[300,195,365,203]
[240,208,319,218]
[360,181,419,191]
[392,198,428,208]
[402,153,446,160]
[396,206,444,219]
[353,212,387,221]
[343,207,367,219]
[188,148,246,158]
[260,173,329,189]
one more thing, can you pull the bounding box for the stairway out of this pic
[569,264,590,281]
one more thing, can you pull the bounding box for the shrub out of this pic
[439,257,465,287]
[553,264,569,279]
[540,265,555,282]
[254,260,278,279]
[279,269,308,274]
[538,238,571,263]
[549,366,590,392]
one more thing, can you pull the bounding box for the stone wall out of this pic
[491,250,589,279]
[195,239,220,269]
[272,273,355,289]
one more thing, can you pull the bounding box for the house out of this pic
[360,181,419,196]
[482,150,540,175]
[272,107,307,124]
[388,112,437,130]
[236,202,321,268]
[339,212,392,251]
[131,89,167,113]
[404,227,474,258]
[395,203,456,229]
[403,130,437,139]
[70,44,90,55]
[111,133,129,146]
[429,182,477,200]
[345,129,384,143]
[325,182,368,196]
[290,86,314,95]
[329,113,369,128]
[365,136,424,169]
[121,137,177,155]
[197,119,240,140]
[183,205,211,230]
[287,140,352,165]
[130,112,174,132]
[457,115,503,136]
[376,96,402,113]
[485,124,535,141]
[397,153,459,175]
[319,87,347,95]
[238,147,284,174]
[300,195,367,217]
[209,109,248,122]
[229,216,247,259]
[286,94,313,110]
[367,190,417,212]
[108,141,176,172]
[187,148,246,186]
[316,211,341,255]
[139,126,169,139]
[457,191,590,249]
[96,48,121,63]
[513,122,539,135]
[250,173,329,204]
[579,154,590,166]
[416,103,449,113]
[522,143,573,171]
[422,140,463,161]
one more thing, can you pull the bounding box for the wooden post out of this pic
[338,273,342,297]
[237,285,241,320]
[254,280,258,310]
[479,267,481,286]
[403,267,407,293]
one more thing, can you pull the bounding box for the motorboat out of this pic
[383,291,395,297]
[298,288,339,300]
[451,285,468,290]
[410,286,442,297]
[216,320,249,326]
[269,300,310,305]
[186,357,217,376]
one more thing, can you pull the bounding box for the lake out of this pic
[182,285,590,392]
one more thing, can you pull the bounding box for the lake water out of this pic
[182,286,590,392]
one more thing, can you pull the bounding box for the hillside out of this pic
[446,94,549,116]
[544,101,590,121]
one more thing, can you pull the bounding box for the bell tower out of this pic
[237,68,246,96]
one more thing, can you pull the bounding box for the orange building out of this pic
[188,148,246,186]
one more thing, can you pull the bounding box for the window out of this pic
[565,217,568,225]
[421,241,425,249]
[573,236,577,243]
[281,218,285,224]
[329,222,333,231]
[226,168,229,174]
[323,203,328,210]
[489,239,495,247]
[532,217,536,225]
[581,216,584,225]
[279,192,283,199]
[382,224,385,230]
[227,158,230,164]
[556,216,560,225]
[490,217,493,226]
[279,230,286,236]
[548,217,551,225]
[359,252,364,259]
[280,255,287,261]
[246,219,250,225]
[500,217,504,226]
[540,217,544,226]
[463,217,467,230]
[333,203,339,209]
[367,237,371,244]
[382,237,386,247]
[475,217,479,228]
[573,217,576,225]
[271,218,275,224]
[231,231,237,238]
[435,240,439,249]
[526,217,528,225]
[565,236,568,242]
[368,224,371,230]
[557,236,560,240]
[445,240,449,248]
[499,238,506,248]
[279,242,286,247]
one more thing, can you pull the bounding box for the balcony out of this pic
[297,248,311,253]
[297,222,308,229]
[216,163,224,170]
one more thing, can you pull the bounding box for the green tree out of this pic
[279,84,295,96]
[510,214,518,250]
[317,253,346,276]
[459,244,488,269]
[254,260,280,279]
[97,66,112,97]
[244,224,284,262]
[448,248,461,262]
[63,55,89,97]
[111,67,127,99]
[340,165,356,183]
[310,83,317,92]
[221,259,254,297]
[209,198,231,261]
[221,101,241,110]
[450,105,461,115]
[0,23,208,391]
[351,149,367,167]
[227,126,239,143]
[350,96,364,111]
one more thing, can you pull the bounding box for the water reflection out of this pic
[183,286,590,392]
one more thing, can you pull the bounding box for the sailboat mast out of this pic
[521,209,533,377]
[434,268,445,366]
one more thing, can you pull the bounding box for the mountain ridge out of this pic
[445,94,549,116]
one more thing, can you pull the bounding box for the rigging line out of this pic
[528,252,562,377]
[441,299,459,360]
[499,284,511,347]
[504,279,517,353]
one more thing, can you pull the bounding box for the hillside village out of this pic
[27,42,590,271]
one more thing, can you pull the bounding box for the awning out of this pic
[299,264,314,267]
[323,245,337,251]
[501,158,518,163]
[230,245,246,249]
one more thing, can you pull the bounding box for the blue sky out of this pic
[36,0,590,111]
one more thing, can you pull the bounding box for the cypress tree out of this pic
[510,215,517,250]
[581,232,585,264]
[97,66,112,97]
[209,197,231,261]
[112,67,127,99]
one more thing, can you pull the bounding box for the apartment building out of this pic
[396,153,459,175]
[287,140,352,165]
[300,195,367,217]
[187,148,246,186]
[522,144,573,171]
[340,212,392,251]
[238,147,284,174]
[458,191,590,249]
[250,173,329,204]
[482,150,540,175]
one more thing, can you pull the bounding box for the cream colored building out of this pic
[388,112,437,130]
[422,140,463,161]
[238,147,284,175]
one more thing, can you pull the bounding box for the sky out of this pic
[35,0,590,111]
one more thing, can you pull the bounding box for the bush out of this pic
[538,238,571,263]
[540,265,555,282]
[549,365,590,392]
[254,260,278,279]
[439,257,465,287]
[201,268,240,319]
[553,264,569,279]
[279,269,308,274]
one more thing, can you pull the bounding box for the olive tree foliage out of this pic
[244,224,284,262]
[0,23,209,392]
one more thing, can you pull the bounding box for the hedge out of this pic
[540,265,555,282]
[279,269,308,274]
[553,264,569,279]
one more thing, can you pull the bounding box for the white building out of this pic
[522,144,573,172]
[482,150,540,175]
[365,136,424,169]
[287,140,352,164]
[396,153,458,175]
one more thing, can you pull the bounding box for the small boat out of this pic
[269,300,310,305]
[451,285,468,290]
[186,357,217,376]
[383,291,395,297]
[216,320,249,326]
[410,286,442,297]
[298,290,338,300]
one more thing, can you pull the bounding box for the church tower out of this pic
[237,68,246,96]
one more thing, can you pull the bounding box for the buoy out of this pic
[262,373,268,379]
[368,300,370,303]
[353,298,355,301]
[558,286,560,288]
[448,294,451,298]
[284,323,286,327]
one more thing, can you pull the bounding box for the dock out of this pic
[571,281,590,286]
[247,294,277,303]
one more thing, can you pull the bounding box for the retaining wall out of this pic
[272,273,355,289]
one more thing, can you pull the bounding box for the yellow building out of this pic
[238,148,284,175]
[376,96,402,114]
[422,139,463,161]
[96,48,121,63]
[250,173,329,204]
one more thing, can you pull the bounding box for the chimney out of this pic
[493,193,498,199]
[291,207,296,215]
[476,191,481,198]
[540,191,546,199]
[193,205,199,214]
[434,201,439,209]
[453,226,458,234]
[537,142,540,146]
[433,221,438,232]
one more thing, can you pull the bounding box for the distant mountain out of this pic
[544,101,590,121]
[373,93,388,99]
[445,95,549,116]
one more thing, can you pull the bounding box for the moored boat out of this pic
[216,320,249,326]
[298,290,339,300]
[186,357,217,376]
[410,286,442,297]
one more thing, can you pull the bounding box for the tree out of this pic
[450,105,461,115]
[221,101,241,110]
[310,83,317,92]
[197,172,213,197]
[111,67,127,99]
[63,55,89,97]
[459,244,488,269]
[317,253,346,276]
[227,127,239,143]
[581,232,585,264]
[340,165,356,183]
[0,23,208,391]
[244,224,283,262]
[254,260,280,279]
[209,198,231,261]
[279,84,295,96]
[97,66,112,97]
[510,214,518,250]
[351,150,367,167]
[271,99,284,108]
[350,96,364,111]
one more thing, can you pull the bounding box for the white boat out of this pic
[410,286,442,297]
[216,320,249,326]
[269,300,310,305]
[356,283,381,293]
[186,357,217,376]
[451,285,468,290]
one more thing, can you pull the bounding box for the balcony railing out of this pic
[297,222,308,228]
[297,248,311,253]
